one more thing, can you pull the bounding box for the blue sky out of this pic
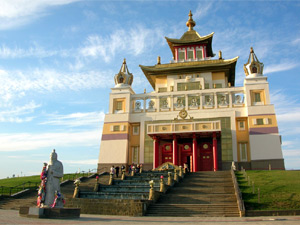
[0,0,300,178]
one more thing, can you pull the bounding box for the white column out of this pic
[200,94,203,109]
[170,95,174,111]
[143,98,146,112]
[229,92,233,108]
[157,97,160,112]
[185,94,188,110]
[214,93,218,109]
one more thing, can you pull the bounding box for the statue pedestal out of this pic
[19,207,80,219]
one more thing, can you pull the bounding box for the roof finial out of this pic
[250,47,254,53]
[123,58,126,64]
[186,10,196,31]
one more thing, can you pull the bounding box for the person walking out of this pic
[110,165,115,177]
[115,166,120,178]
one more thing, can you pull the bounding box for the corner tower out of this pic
[98,59,135,171]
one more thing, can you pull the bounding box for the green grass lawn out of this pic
[0,173,91,195]
[236,170,300,211]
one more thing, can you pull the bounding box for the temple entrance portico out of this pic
[147,121,221,172]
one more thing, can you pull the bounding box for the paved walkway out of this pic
[1,210,300,225]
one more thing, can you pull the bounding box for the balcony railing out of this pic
[147,121,221,135]
[131,87,245,113]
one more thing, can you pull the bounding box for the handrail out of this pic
[0,170,98,197]
[231,167,245,217]
[0,181,39,196]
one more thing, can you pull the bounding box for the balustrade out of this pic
[131,88,245,113]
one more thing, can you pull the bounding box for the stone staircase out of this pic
[145,171,240,217]
[0,174,103,210]
[79,171,171,200]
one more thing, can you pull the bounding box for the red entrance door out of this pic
[162,143,173,163]
[179,143,192,171]
[199,143,213,171]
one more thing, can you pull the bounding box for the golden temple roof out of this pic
[140,57,239,90]
[165,11,215,58]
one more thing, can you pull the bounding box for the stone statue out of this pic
[162,99,168,108]
[44,149,64,207]
[235,95,242,104]
[205,96,213,106]
[135,101,141,110]
[191,98,198,107]
[148,100,155,109]
[176,99,183,108]
[220,95,228,105]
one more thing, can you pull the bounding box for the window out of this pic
[186,82,201,90]
[187,51,193,59]
[179,52,185,61]
[132,146,139,164]
[214,83,222,88]
[205,83,210,89]
[251,66,257,73]
[177,82,200,91]
[113,125,120,132]
[256,118,264,125]
[254,93,261,102]
[251,90,264,105]
[238,121,245,131]
[196,50,203,59]
[133,126,139,135]
[116,101,123,110]
[239,143,247,161]
[177,83,185,91]
[253,118,272,126]
[158,87,167,93]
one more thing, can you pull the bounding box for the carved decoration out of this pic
[174,108,193,120]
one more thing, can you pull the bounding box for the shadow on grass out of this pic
[239,186,251,191]
[244,201,268,210]
[237,180,248,185]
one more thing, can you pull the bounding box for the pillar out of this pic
[214,93,218,109]
[153,136,160,169]
[143,98,146,112]
[172,135,178,165]
[213,132,218,171]
[192,133,198,172]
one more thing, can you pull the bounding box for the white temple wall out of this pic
[98,139,128,164]
[249,134,283,160]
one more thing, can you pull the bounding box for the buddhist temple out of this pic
[98,11,285,172]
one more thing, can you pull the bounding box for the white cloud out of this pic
[193,2,214,20]
[282,141,296,147]
[40,111,105,127]
[292,38,300,45]
[0,0,80,30]
[0,68,114,102]
[277,110,300,123]
[283,149,300,157]
[0,101,40,123]
[79,25,164,62]
[0,44,70,59]
[264,62,299,74]
[0,129,101,152]
[270,90,300,123]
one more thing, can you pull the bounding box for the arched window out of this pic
[251,66,257,73]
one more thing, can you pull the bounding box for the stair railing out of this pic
[0,181,39,196]
[231,166,245,217]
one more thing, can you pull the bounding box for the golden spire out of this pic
[186,10,196,31]
[123,58,126,64]
[250,47,254,53]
